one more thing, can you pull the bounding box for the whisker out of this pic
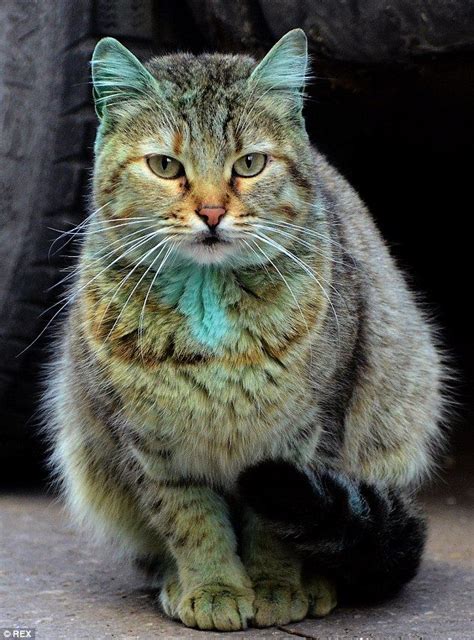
[253,222,347,268]
[97,235,176,333]
[247,230,341,338]
[259,217,341,247]
[16,298,70,357]
[53,221,186,295]
[246,238,313,361]
[50,216,158,243]
[48,219,156,252]
[239,238,273,279]
[74,229,166,294]
[137,240,179,357]
[104,235,177,342]
[48,226,161,292]
[257,216,358,268]
[42,228,166,321]
[25,227,175,358]
[48,201,112,257]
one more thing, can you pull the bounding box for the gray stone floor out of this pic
[1,456,472,640]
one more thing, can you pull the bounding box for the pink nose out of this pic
[197,204,226,229]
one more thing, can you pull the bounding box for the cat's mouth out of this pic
[201,235,228,246]
[179,231,237,264]
[195,231,231,247]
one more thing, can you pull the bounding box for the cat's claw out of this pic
[177,583,254,631]
[252,581,308,627]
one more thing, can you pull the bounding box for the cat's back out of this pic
[311,150,445,485]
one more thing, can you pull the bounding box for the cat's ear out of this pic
[249,29,309,110]
[91,37,157,119]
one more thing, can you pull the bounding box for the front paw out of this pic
[253,581,308,627]
[159,572,181,619]
[305,574,337,617]
[178,583,254,631]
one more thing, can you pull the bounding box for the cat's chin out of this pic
[178,240,238,266]
[178,236,243,265]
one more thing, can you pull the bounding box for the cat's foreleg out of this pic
[241,509,308,626]
[142,482,254,631]
[239,461,426,607]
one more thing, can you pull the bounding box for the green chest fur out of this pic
[159,264,237,350]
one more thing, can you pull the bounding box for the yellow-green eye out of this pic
[233,153,267,178]
[147,155,184,179]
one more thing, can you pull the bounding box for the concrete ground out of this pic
[1,455,472,640]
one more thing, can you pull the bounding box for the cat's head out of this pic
[91,30,315,267]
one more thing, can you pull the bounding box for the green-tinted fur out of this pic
[45,29,445,631]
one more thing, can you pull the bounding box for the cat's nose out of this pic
[196,204,226,229]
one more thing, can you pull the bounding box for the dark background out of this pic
[1,1,473,486]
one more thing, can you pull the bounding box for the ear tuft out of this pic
[249,29,309,108]
[91,37,156,119]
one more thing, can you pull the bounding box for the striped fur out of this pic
[44,30,446,631]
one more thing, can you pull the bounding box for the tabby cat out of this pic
[45,30,445,630]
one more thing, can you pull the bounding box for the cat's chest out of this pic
[88,264,318,478]
[108,319,313,481]
[115,331,308,433]
[103,264,310,400]
[124,357,314,484]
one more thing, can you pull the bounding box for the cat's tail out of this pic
[238,460,426,603]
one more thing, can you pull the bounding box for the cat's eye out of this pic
[147,154,185,179]
[233,153,267,178]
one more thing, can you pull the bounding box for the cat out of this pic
[44,29,446,631]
